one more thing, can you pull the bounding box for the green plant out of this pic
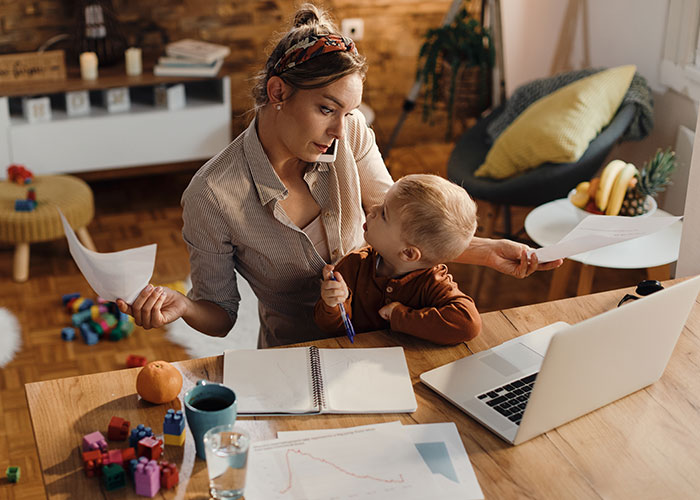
[416,7,494,138]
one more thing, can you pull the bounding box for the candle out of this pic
[125,47,142,76]
[80,52,98,80]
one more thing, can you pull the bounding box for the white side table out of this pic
[525,198,683,299]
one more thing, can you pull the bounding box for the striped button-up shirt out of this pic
[182,111,393,347]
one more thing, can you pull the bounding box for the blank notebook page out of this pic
[320,346,417,413]
[224,347,314,413]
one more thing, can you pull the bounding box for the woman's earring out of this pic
[275,104,282,111]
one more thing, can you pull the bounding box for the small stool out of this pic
[0,175,96,282]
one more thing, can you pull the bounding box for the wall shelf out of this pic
[1,64,231,176]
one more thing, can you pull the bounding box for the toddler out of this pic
[314,174,481,344]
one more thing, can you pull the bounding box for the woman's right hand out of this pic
[116,285,190,329]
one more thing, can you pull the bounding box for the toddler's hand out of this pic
[320,264,349,308]
[378,301,401,321]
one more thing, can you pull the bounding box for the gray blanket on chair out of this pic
[485,67,654,144]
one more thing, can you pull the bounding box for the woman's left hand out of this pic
[458,237,563,279]
[487,239,563,278]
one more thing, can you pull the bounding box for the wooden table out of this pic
[26,282,700,499]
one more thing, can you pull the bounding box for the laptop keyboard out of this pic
[476,373,538,426]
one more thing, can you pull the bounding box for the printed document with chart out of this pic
[245,422,483,500]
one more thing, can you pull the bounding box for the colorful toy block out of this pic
[159,461,179,490]
[129,424,153,448]
[7,165,33,184]
[71,309,92,326]
[134,459,160,497]
[108,416,130,441]
[62,292,81,306]
[79,323,99,345]
[103,463,126,491]
[137,436,163,461]
[126,354,147,368]
[6,466,20,483]
[163,431,186,447]
[102,449,123,467]
[61,327,76,341]
[14,199,35,212]
[81,449,103,477]
[129,457,146,481]
[163,409,185,435]
[82,430,108,452]
[121,446,136,463]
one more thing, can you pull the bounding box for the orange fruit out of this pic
[136,360,183,404]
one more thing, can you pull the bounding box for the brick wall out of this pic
[0,0,481,148]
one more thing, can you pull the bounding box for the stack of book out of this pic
[153,39,230,77]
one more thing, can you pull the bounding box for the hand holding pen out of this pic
[320,265,355,343]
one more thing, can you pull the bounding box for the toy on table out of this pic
[7,164,33,184]
[102,449,124,467]
[163,409,186,446]
[81,449,102,477]
[108,416,130,441]
[103,464,126,491]
[134,458,160,498]
[82,431,108,452]
[159,461,179,490]
[129,424,154,448]
[14,188,38,212]
[80,416,181,495]
[137,436,163,461]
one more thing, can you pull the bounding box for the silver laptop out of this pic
[420,275,700,445]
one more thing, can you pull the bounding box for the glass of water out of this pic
[203,424,250,499]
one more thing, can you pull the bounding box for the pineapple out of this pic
[619,148,677,216]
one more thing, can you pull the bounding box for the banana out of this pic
[595,160,627,211]
[605,163,638,215]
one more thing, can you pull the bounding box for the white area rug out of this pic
[0,307,22,368]
[165,277,260,358]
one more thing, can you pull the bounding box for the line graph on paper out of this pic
[244,428,437,500]
[279,448,406,494]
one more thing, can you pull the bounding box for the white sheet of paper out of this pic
[59,210,156,303]
[277,422,484,500]
[533,215,682,263]
[246,424,438,500]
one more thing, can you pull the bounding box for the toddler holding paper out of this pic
[314,174,482,344]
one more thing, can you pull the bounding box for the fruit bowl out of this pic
[567,189,657,221]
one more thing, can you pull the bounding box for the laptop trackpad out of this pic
[480,343,543,377]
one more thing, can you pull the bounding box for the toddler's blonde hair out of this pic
[392,174,478,263]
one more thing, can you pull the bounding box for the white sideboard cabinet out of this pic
[0,67,231,177]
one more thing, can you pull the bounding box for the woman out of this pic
[118,4,560,348]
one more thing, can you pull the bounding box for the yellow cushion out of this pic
[474,65,636,179]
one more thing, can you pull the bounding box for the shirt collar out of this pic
[243,118,329,206]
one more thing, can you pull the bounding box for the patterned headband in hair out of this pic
[271,34,357,76]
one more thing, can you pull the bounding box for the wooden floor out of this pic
[0,143,647,499]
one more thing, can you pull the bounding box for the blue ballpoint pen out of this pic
[330,274,355,343]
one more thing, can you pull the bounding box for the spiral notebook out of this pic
[223,346,417,414]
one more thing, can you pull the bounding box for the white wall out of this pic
[501,0,668,94]
[500,0,698,213]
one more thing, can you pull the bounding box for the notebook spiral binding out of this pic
[308,346,326,410]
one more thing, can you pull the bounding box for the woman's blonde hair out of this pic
[392,174,478,263]
[251,3,367,111]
